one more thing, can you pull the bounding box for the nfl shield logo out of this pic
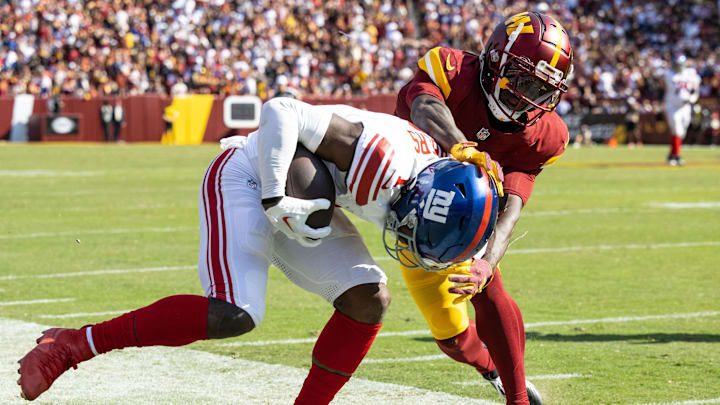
[247,179,258,189]
[476,128,491,140]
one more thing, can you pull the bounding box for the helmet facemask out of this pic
[382,187,454,272]
[483,48,568,126]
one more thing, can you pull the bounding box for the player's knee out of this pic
[206,297,256,339]
[333,283,391,324]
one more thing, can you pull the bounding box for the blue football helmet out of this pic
[383,158,499,272]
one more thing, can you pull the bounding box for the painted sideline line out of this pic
[0,317,501,405]
[0,298,75,306]
[0,226,196,240]
[40,310,130,319]
[222,311,720,347]
[453,373,584,385]
[634,398,720,405]
[0,265,195,281]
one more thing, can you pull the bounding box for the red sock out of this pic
[435,320,495,374]
[671,135,682,156]
[89,295,209,355]
[471,271,529,405]
[295,310,381,405]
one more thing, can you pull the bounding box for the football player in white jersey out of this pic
[664,55,701,166]
[18,98,499,404]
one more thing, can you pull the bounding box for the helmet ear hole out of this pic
[458,216,466,231]
[454,183,466,198]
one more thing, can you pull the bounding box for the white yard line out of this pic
[524,311,720,328]
[634,399,720,405]
[363,355,447,364]
[453,373,584,385]
[527,373,584,380]
[0,318,501,405]
[648,201,720,209]
[39,310,130,319]
[522,202,720,217]
[223,311,720,348]
[508,241,720,254]
[0,170,103,177]
[0,298,75,306]
[0,226,195,240]
[371,240,720,261]
[0,265,195,281]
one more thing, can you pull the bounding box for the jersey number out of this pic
[408,130,441,155]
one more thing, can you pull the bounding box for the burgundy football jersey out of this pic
[396,46,569,204]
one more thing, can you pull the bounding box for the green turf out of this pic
[2,143,719,404]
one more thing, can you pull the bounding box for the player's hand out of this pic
[264,196,332,248]
[450,142,504,197]
[447,258,494,298]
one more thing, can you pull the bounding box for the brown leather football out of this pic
[285,144,335,229]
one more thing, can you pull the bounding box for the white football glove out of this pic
[264,196,332,248]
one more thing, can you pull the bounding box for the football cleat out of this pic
[482,370,544,405]
[17,328,94,401]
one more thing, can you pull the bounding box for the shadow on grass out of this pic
[525,331,720,344]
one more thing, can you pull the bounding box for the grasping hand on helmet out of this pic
[451,142,504,197]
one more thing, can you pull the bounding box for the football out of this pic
[285,144,336,229]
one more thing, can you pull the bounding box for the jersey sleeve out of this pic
[502,169,539,205]
[402,47,466,107]
[346,132,398,207]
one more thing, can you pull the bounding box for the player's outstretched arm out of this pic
[410,94,467,152]
[482,194,523,269]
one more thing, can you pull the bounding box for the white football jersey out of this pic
[664,67,700,111]
[316,105,444,229]
[236,104,444,230]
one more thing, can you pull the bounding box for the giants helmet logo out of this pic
[420,188,456,223]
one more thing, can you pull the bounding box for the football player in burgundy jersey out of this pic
[395,12,573,405]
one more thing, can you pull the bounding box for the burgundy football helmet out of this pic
[479,12,573,126]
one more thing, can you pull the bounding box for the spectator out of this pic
[112,100,125,142]
[100,100,114,142]
[0,0,717,115]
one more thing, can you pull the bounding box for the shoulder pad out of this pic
[417,47,461,99]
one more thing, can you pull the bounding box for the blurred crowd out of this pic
[1,0,719,116]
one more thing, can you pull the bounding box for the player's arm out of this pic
[253,98,356,246]
[410,95,467,152]
[482,194,523,269]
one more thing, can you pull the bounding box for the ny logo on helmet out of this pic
[420,188,456,223]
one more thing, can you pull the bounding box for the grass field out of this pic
[1,143,719,405]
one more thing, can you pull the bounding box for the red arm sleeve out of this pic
[502,169,540,205]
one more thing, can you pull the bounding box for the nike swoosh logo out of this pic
[282,216,294,232]
[446,54,455,71]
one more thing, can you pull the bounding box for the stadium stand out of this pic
[0,0,718,144]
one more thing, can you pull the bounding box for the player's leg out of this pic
[400,263,495,374]
[17,148,269,400]
[471,269,534,405]
[270,210,389,405]
[667,107,687,165]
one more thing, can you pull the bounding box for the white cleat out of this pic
[483,370,543,405]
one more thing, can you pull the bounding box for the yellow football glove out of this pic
[441,258,495,304]
[450,142,504,197]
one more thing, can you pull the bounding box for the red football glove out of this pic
[447,258,495,297]
[450,142,504,197]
